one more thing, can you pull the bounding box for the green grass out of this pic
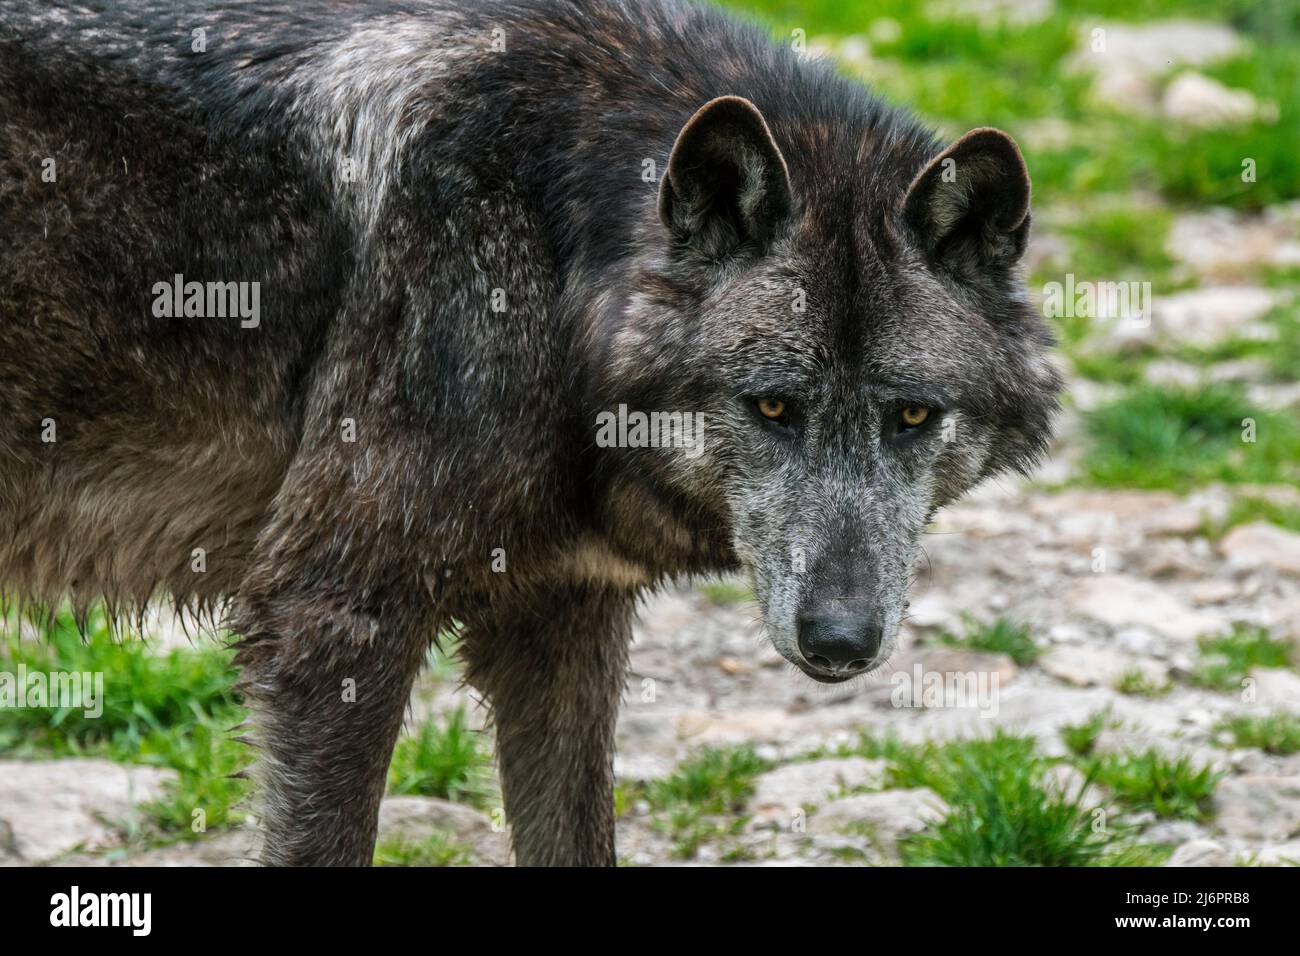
[1190,627,1293,691]
[1060,711,1113,759]
[1068,346,1152,385]
[858,733,1163,866]
[1052,204,1178,289]
[0,608,250,839]
[939,616,1039,665]
[1114,668,1172,698]
[1080,383,1300,490]
[386,707,497,809]
[644,745,771,812]
[1081,749,1222,821]
[373,831,474,866]
[639,746,771,859]
[725,0,1300,209]
[1214,496,1300,536]
[698,580,755,606]
[1215,712,1300,755]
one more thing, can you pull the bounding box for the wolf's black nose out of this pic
[797,613,882,674]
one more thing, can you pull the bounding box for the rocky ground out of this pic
[4,469,1297,868]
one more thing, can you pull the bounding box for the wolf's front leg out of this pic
[230,587,431,866]
[465,584,633,866]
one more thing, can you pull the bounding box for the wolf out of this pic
[0,0,1061,865]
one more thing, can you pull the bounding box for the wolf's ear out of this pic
[658,95,792,257]
[902,127,1031,276]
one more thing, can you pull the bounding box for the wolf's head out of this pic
[600,95,1061,683]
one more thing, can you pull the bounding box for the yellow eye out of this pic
[757,397,786,420]
[901,404,930,428]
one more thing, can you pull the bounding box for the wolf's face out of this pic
[605,97,1061,683]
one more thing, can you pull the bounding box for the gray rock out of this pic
[1247,668,1300,713]
[749,758,888,823]
[1221,523,1300,577]
[1256,840,1300,866]
[1040,645,1169,689]
[1068,19,1245,115]
[808,788,949,854]
[377,795,511,865]
[1142,819,1206,846]
[1166,839,1233,867]
[1067,576,1228,644]
[1214,776,1300,840]
[0,759,176,863]
[52,828,260,867]
[1152,286,1281,347]
[1162,72,1260,128]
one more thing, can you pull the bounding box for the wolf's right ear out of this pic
[658,96,792,257]
[902,128,1031,277]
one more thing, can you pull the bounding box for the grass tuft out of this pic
[1081,749,1221,821]
[939,616,1039,665]
[387,707,497,809]
[1215,712,1300,755]
[1190,627,1293,692]
[1081,384,1300,491]
[0,608,250,839]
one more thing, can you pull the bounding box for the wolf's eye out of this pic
[757,397,787,420]
[900,404,930,428]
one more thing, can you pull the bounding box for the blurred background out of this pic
[2,0,1298,867]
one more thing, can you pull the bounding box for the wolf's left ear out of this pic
[658,96,793,257]
[902,127,1031,276]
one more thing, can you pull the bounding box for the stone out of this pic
[1070,21,1244,78]
[0,759,176,864]
[1144,359,1203,388]
[903,593,961,631]
[749,758,887,821]
[1066,576,1229,643]
[1114,626,1164,658]
[808,788,949,853]
[1162,72,1259,127]
[1221,522,1300,576]
[1247,668,1300,713]
[1040,645,1168,689]
[377,795,511,865]
[1068,20,1245,115]
[614,752,676,783]
[886,646,1019,687]
[1166,839,1233,867]
[1152,286,1280,347]
[1256,840,1300,866]
[1248,381,1300,411]
[1213,776,1300,840]
[1030,489,1205,538]
[53,828,260,867]
[1142,819,1206,846]
[1266,597,1300,643]
[1209,358,1272,384]
[1187,579,1240,606]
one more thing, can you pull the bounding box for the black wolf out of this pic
[0,0,1061,865]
